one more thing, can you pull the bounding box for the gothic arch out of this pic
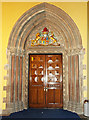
[3,2,86,115]
[8,2,82,49]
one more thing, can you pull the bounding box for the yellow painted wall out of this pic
[1,2,87,110]
[87,1,89,99]
[0,2,2,111]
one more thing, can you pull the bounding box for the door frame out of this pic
[28,53,63,108]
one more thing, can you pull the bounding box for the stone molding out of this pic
[8,3,82,49]
[3,45,85,115]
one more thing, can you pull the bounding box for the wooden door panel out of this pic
[46,55,63,108]
[29,54,63,108]
[29,55,45,107]
[38,88,45,104]
[55,89,60,104]
[47,89,54,104]
[30,88,37,104]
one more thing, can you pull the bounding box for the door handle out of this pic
[44,88,45,91]
[44,87,48,92]
[46,88,48,92]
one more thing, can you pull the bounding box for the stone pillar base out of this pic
[75,103,83,114]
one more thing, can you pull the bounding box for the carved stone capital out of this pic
[65,47,85,56]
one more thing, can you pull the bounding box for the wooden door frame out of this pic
[28,53,63,108]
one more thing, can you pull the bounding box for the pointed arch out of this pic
[8,2,82,50]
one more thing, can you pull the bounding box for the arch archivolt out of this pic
[8,4,82,49]
[3,2,87,115]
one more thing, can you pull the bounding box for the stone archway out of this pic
[3,2,86,115]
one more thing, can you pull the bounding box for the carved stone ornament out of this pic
[30,27,60,46]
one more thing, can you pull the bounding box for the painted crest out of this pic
[31,27,60,46]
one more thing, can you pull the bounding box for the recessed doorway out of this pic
[29,54,63,108]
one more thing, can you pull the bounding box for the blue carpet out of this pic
[2,108,81,120]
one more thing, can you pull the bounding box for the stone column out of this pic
[24,52,29,109]
[63,53,69,109]
[2,50,12,115]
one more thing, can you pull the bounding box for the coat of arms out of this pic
[31,27,60,46]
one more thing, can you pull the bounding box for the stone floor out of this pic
[79,115,89,120]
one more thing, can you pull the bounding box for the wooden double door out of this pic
[29,54,63,108]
